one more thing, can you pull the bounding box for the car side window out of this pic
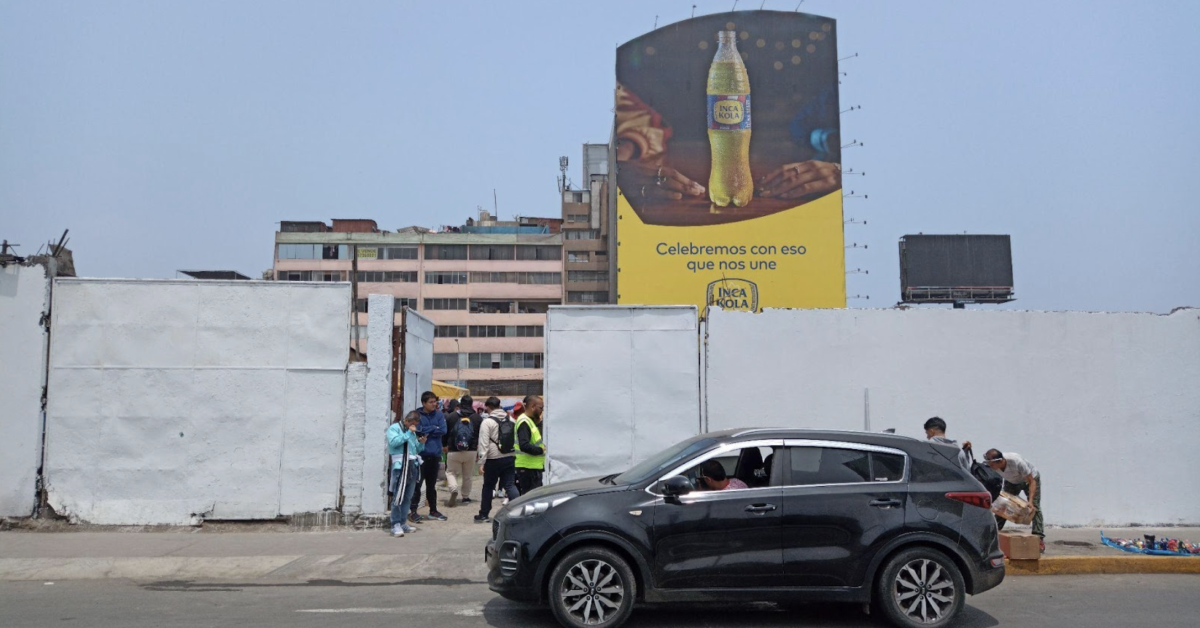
[680,445,778,491]
[870,452,905,482]
[786,447,871,486]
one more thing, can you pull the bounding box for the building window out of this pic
[277,243,351,260]
[465,380,544,396]
[468,325,544,338]
[469,272,561,285]
[425,271,468,285]
[567,252,590,263]
[355,298,368,313]
[424,298,467,310]
[566,214,589,223]
[564,230,599,240]
[425,244,468,260]
[433,353,461,370]
[350,324,368,340]
[470,299,513,314]
[277,270,347,282]
[435,325,468,338]
[381,246,419,260]
[467,353,544,369]
[516,246,562,261]
[568,270,609,283]
[469,245,515,261]
[567,291,608,303]
[356,271,417,283]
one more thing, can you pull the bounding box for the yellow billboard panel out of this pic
[617,189,845,311]
[614,11,846,313]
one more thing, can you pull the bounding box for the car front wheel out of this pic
[548,546,636,628]
[875,547,965,628]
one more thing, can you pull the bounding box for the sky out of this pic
[2,0,1197,313]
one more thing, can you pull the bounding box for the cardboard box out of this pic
[999,531,1041,560]
[991,491,1034,524]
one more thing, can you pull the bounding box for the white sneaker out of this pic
[402,525,418,534]
[391,524,404,537]
[448,489,460,507]
[502,497,509,506]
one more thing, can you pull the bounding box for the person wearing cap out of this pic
[983,448,1044,552]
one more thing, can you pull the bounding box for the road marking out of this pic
[297,604,486,615]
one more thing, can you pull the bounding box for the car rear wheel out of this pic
[875,547,965,628]
[548,546,635,628]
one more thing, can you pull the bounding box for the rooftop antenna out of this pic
[732,1,739,12]
[493,189,498,215]
[795,0,805,10]
[692,4,697,17]
[559,156,570,193]
[653,15,658,29]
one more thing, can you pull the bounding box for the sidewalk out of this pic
[3,485,1199,582]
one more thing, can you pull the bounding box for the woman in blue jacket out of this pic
[387,411,424,537]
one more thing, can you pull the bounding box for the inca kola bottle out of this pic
[707,30,753,207]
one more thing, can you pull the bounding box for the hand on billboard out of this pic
[626,162,705,201]
[757,161,841,200]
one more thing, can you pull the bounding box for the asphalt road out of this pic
[2,575,1197,628]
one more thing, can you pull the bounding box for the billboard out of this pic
[899,235,1015,304]
[615,11,845,313]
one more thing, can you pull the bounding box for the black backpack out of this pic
[494,416,516,454]
[966,446,1003,500]
[453,417,474,452]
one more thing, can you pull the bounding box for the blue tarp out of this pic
[1100,532,1200,557]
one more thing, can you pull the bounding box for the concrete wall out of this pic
[0,262,52,517]
[44,279,351,525]
[545,306,700,483]
[339,362,368,515]
[704,307,1200,526]
[361,294,395,516]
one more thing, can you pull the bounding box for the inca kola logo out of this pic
[706,279,759,312]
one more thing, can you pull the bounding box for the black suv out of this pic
[486,429,1005,628]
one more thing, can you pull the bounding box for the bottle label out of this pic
[708,94,751,131]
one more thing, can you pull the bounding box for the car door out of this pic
[778,440,908,588]
[651,440,784,589]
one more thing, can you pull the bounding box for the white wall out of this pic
[704,307,1200,526]
[44,279,350,525]
[0,263,52,517]
[545,306,700,483]
[361,294,396,516]
[339,362,368,515]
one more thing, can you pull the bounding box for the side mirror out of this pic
[659,475,693,504]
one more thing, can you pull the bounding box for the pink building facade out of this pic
[274,220,562,398]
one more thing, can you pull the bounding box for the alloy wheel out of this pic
[893,558,955,624]
[558,558,626,625]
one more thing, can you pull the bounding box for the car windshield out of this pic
[613,436,716,485]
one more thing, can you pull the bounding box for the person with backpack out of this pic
[474,397,519,523]
[444,395,482,507]
[415,391,449,522]
[514,395,546,496]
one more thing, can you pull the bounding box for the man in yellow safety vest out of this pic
[514,395,545,496]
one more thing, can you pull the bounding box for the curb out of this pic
[1007,555,1200,576]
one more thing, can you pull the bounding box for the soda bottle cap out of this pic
[719,31,737,43]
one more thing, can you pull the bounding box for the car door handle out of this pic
[744,504,777,514]
[869,498,902,509]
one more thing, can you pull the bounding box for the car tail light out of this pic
[946,491,992,509]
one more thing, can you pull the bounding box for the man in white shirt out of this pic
[984,449,1043,552]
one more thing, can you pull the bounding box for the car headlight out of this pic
[507,494,576,519]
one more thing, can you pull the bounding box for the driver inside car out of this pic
[697,459,748,491]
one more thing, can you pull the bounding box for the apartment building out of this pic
[562,143,615,304]
[273,216,562,398]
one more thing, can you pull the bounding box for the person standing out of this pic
[923,416,971,471]
[444,395,481,507]
[983,448,1045,553]
[474,397,519,523]
[416,391,448,521]
[386,411,423,537]
[514,395,546,496]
